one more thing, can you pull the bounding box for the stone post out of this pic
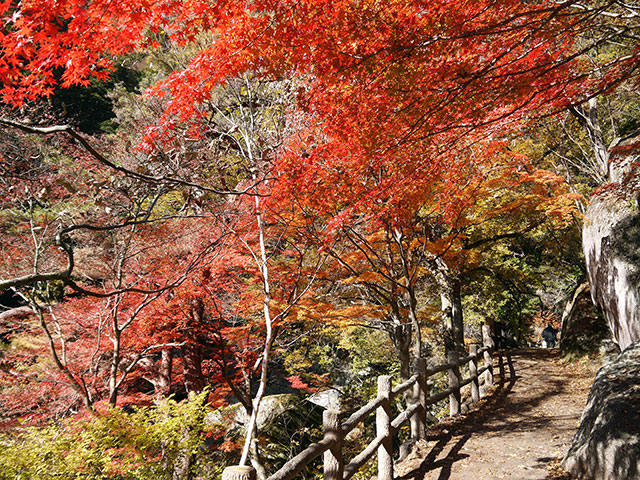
[376,375,393,480]
[447,351,461,416]
[469,344,480,404]
[222,466,256,480]
[323,409,343,480]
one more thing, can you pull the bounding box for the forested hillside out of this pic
[0,1,638,479]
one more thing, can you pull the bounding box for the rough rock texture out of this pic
[208,394,299,431]
[562,341,640,480]
[582,182,640,350]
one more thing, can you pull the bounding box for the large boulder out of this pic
[208,394,299,432]
[562,341,640,479]
[582,139,640,350]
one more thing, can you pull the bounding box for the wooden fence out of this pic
[222,325,516,480]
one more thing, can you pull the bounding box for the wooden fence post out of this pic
[222,466,256,480]
[323,409,343,480]
[411,357,427,441]
[377,375,393,480]
[507,351,516,379]
[447,351,461,416]
[469,344,480,404]
[482,324,494,388]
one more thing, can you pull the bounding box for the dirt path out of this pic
[395,349,598,480]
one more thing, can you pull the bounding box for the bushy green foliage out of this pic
[0,391,220,480]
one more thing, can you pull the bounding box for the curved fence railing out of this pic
[222,325,516,480]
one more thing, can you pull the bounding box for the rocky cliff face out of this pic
[582,139,640,350]
[562,340,640,480]
[567,140,640,480]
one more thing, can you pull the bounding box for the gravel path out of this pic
[394,349,598,480]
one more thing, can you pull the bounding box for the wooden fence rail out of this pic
[222,325,516,480]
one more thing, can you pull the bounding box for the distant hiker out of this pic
[541,323,558,348]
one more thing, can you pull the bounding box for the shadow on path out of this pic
[398,375,519,480]
[396,349,591,480]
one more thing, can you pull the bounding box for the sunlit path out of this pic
[395,349,597,480]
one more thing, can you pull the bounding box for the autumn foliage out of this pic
[0,0,638,477]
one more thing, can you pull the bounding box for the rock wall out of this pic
[569,140,640,480]
[562,341,640,480]
[582,165,640,350]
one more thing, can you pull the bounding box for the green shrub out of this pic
[0,391,221,480]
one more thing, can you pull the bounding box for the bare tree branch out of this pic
[0,117,261,196]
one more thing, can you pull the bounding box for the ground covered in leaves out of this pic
[394,349,599,480]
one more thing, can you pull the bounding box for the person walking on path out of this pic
[541,323,558,348]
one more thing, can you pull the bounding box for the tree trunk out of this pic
[108,329,121,406]
[429,257,465,351]
[248,421,268,480]
[182,299,206,394]
[569,98,611,183]
[239,159,274,480]
[388,301,412,381]
[157,348,173,399]
[33,303,93,410]
[445,279,465,351]
[407,288,422,358]
[394,325,412,381]
[392,227,422,358]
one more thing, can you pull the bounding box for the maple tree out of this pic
[285,139,579,366]
[2,1,635,296]
[415,143,581,347]
[3,1,638,142]
[197,76,325,475]
[0,98,239,421]
[0,212,230,417]
[0,54,327,478]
